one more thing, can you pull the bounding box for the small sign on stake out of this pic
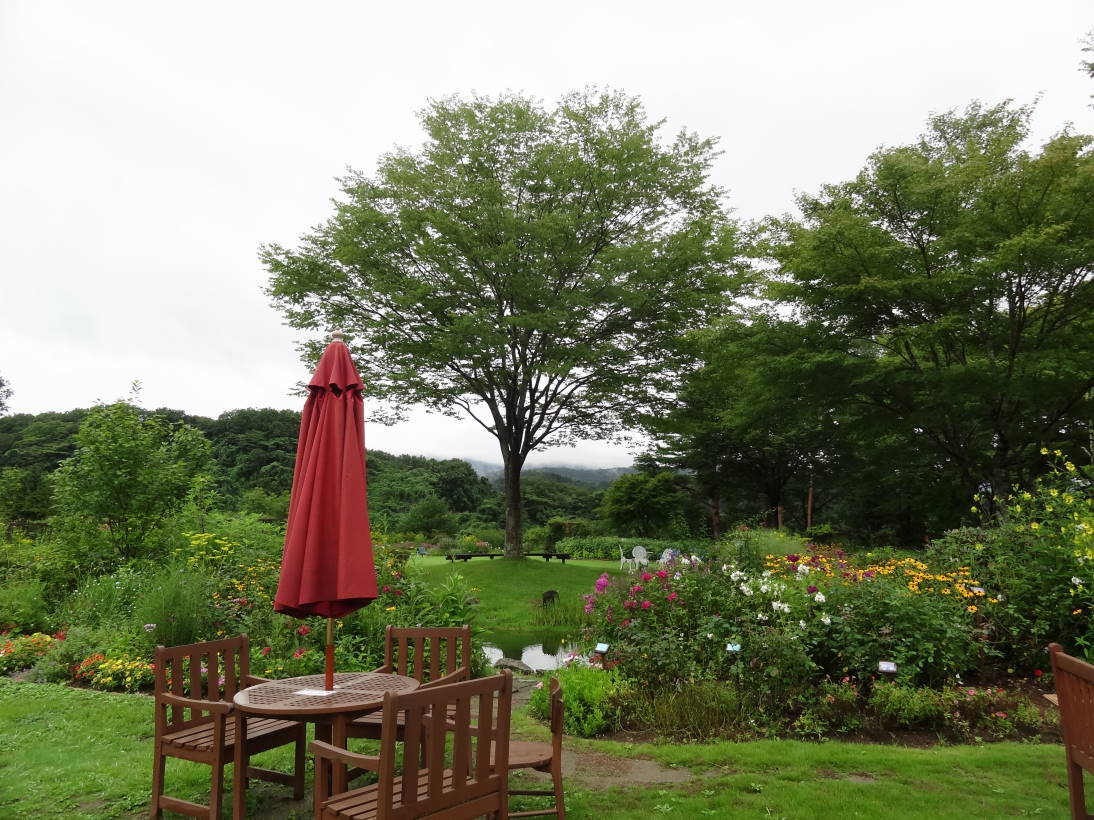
[594,642,610,654]
[726,643,741,653]
[878,660,897,675]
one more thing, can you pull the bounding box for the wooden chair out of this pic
[311,671,513,819]
[1049,643,1094,819]
[345,625,472,743]
[151,635,305,819]
[507,677,565,818]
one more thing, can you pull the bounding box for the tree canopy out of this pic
[263,89,739,555]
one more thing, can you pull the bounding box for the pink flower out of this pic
[667,591,678,602]
[642,572,653,581]
[641,600,652,609]
[595,574,611,593]
[292,648,307,659]
[260,646,271,656]
[297,625,311,636]
[656,570,668,579]
[630,585,643,593]
[621,619,631,627]
[583,603,594,613]
[623,599,637,609]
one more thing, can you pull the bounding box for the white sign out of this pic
[726,643,741,653]
[594,643,610,654]
[878,661,897,674]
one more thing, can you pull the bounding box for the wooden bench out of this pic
[444,552,572,564]
[445,552,503,562]
[526,552,572,564]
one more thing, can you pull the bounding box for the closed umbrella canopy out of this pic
[275,335,377,620]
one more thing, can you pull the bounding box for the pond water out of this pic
[482,630,584,671]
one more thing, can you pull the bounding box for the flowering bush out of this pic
[76,654,156,693]
[528,663,627,737]
[0,632,59,674]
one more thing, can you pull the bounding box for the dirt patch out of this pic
[513,749,697,790]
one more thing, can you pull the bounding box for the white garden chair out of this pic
[632,545,649,569]
[619,546,636,571]
[657,548,676,567]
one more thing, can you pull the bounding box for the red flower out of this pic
[292,648,307,659]
[1033,669,1043,677]
[641,600,652,609]
[53,631,67,641]
[641,572,653,581]
[260,646,271,656]
[297,625,311,636]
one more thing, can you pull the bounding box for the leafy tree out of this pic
[398,496,457,537]
[765,101,1094,521]
[0,373,10,415]
[263,90,738,556]
[600,470,698,539]
[51,402,212,559]
[205,408,299,495]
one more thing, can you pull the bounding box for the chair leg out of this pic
[292,726,307,800]
[209,760,225,820]
[552,761,565,819]
[150,748,165,818]
[1066,758,1087,820]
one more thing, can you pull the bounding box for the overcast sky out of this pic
[2,1,1092,468]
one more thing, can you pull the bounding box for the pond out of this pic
[482,630,585,671]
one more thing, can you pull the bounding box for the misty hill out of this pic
[464,459,633,488]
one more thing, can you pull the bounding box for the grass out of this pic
[410,556,624,633]
[1,678,1085,819]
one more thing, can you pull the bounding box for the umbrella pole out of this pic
[325,617,335,690]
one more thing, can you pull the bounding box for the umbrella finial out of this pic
[331,329,345,344]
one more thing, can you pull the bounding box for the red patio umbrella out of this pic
[274,332,378,690]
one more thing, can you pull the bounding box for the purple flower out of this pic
[807,585,818,594]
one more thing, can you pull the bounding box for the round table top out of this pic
[234,671,420,716]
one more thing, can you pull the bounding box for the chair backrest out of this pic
[377,671,512,819]
[384,625,472,684]
[632,545,648,562]
[153,635,250,732]
[1049,643,1094,769]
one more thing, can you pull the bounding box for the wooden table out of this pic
[232,672,419,818]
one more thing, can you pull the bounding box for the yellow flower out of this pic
[385,605,397,611]
[1065,462,1076,472]
[1030,522,1040,530]
[1040,447,1049,455]
[967,605,977,613]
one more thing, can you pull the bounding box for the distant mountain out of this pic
[463,458,633,488]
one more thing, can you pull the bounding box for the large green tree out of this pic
[263,90,738,556]
[51,402,212,559]
[767,102,1094,518]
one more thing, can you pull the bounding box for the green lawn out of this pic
[0,678,1083,819]
[410,555,623,633]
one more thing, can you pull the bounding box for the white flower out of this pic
[706,633,715,639]
[722,564,730,574]
[760,584,770,594]
[796,564,810,575]
[756,613,769,621]
[772,601,790,613]
[814,592,826,604]
[762,570,772,578]
[673,572,682,580]
[799,620,807,630]
[730,570,745,581]
[819,613,832,625]
[680,555,691,566]
[740,583,754,596]
[691,554,702,564]
[1072,577,1083,586]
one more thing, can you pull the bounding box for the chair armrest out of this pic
[421,666,470,689]
[244,674,270,686]
[370,663,392,674]
[156,692,234,714]
[310,740,380,772]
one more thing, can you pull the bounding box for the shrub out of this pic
[0,578,49,632]
[868,681,945,729]
[626,680,746,739]
[132,567,214,652]
[529,664,626,737]
[0,632,58,674]
[793,676,863,737]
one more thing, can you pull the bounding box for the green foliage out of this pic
[625,680,746,739]
[599,471,700,538]
[0,578,48,632]
[51,402,212,562]
[130,567,214,652]
[528,664,627,737]
[398,496,456,536]
[868,682,1044,740]
[793,676,863,737]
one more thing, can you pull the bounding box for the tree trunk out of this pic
[707,494,722,541]
[503,452,525,559]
